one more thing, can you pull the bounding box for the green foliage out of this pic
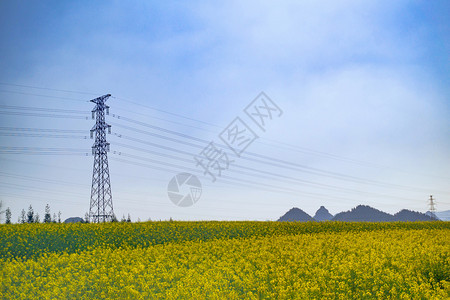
[421,253,450,289]
[0,221,448,299]
[0,221,448,260]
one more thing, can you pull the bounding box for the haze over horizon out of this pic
[1,1,449,222]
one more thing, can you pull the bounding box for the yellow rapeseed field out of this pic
[0,221,449,299]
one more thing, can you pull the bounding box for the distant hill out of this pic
[425,211,439,220]
[332,205,393,222]
[426,210,450,221]
[393,210,435,221]
[279,205,443,222]
[278,208,315,222]
[64,217,84,223]
[313,206,333,221]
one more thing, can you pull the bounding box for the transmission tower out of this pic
[89,94,114,223]
[428,195,436,219]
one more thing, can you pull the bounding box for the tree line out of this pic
[0,201,132,224]
[2,204,61,224]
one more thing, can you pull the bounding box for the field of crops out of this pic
[1,221,449,299]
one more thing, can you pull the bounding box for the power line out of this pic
[111,96,449,181]
[0,111,89,119]
[112,153,309,198]
[112,124,383,193]
[110,114,449,195]
[0,127,86,133]
[110,156,350,209]
[0,83,219,125]
[0,146,89,155]
[3,83,446,182]
[111,155,336,201]
[0,191,85,207]
[112,96,221,128]
[1,158,309,216]
[0,104,87,114]
[110,95,449,182]
[2,84,448,209]
[111,149,391,204]
[2,82,447,181]
[110,101,393,175]
[112,142,430,204]
[109,105,218,134]
[0,156,87,172]
[0,146,87,151]
[0,153,87,156]
[0,182,86,198]
[1,107,445,200]
[0,82,100,96]
[0,171,86,188]
[0,132,88,139]
[0,89,89,102]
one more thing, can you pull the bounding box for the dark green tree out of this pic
[44,204,52,223]
[5,207,11,224]
[84,212,90,223]
[127,214,132,223]
[19,209,26,224]
[0,201,4,222]
[34,213,40,223]
[111,214,118,222]
[27,205,34,223]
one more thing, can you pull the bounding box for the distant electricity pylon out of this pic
[428,195,436,219]
[89,94,114,223]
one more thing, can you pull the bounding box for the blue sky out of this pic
[0,1,449,221]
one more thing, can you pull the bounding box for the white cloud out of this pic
[2,0,449,220]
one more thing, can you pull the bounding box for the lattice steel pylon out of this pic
[428,195,436,220]
[89,94,114,223]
